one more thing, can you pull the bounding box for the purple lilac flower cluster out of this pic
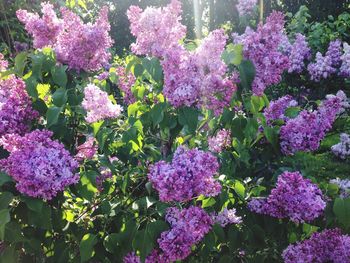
[75,137,98,162]
[17,2,113,72]
[340,42,350,77]
[280,90,348,155]
[208,129,232,153]
[248,171,326,223]
[124,249,170,263]
[123,252,140,263]
[127,0,186,58]
[148,146,221,202]
[330,178,350,198]
[0,130,79,200]
[282,229,350,263]
[116,66,136,105]
[307,39,342,81]
[158,206,213,261]
[127,2,236,114]
[0,53,8,71]
[82,84,122,123]
[212,208,242,227]
[96,167,113,191]
[264,95,298,125]
[233,11,290,95]
[288,33,311,73]
[331,133,350,159]
[0,76,38,137]
[236,0,258,16]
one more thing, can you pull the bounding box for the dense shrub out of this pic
[1,1,350,262]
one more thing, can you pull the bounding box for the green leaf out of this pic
[222,44,243,66]
[201,197,216,208]
[52,88,68,107]
[25,76,38,98]
[142,58,163,82]
[21,196,43,213]
[150,103,166,126]
[133,229,153,261]
[0,172,12,186]
[46,106,62,127]
[0,193,13,210]
[14,52,27,77]
[178,107,199,134]
[263,126,279,151]
[133,64,144,78]
[284,107,301,119]
[238,60,256,91]
[333,198,350,228]
[234,181,245,199]
[0,209,10,240]
[51,66,68,88]
[80,233,97,263]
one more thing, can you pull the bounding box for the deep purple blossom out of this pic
[158,206,213,261]
[340,42,350,77]
[123,252,140,263]
[264,95,298,125]
[282,229,350,263]
[0,76,38,137]
[0,130,79,200]
[248,171,326,223]
[280,90,348,155]
[148,146,221,202]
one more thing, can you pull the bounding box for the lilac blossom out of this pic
[331,133,350,159]
[0,53,8,71]
[233,11,290,95]
[340,42,350,77]
[127,0,186,58]
[330,178,350,198]
[236,0,258,16]
[0,76,38,137]
[0,130,79,200]
[75,137,98,162]
[288,33,311,73]
[82,84,122,123]
[208,129,232,153]
[116,66,136,105]
[280,90,348,155]
[264,95,298,125]
[248,171,326,223]
[212,208,242,227]
[158,206,213,261]
[282,229,350,263]
[148,146,221,202]
[308,39,342,81]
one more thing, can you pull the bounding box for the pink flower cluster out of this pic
[248,171,326,223]
[212,208,242,227]
[288,33,311,73]
[148,146,221,202]
[234,11,290,95]
[236,0,258,16]
[307,39,342,81]
[282,229,350,263]
[208,129,232,153]
[264,95,298,125]
[158,206,213,261]
[75,137,98,162]
[17,2,112,72]
[0,130,78,200]
[0,53,8,71]
[162,29,236,114]
[331,133,350,159]
[127,0,186,58]
[127,1,236,114]
[280,90,348,155]
[82,84,122,123]
[0,76,38,137]
[116,66,136,105]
